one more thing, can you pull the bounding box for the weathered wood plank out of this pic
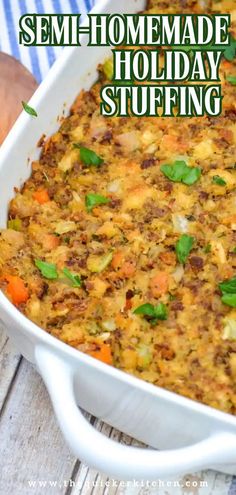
[0,358,77,495]
[0,325,21,412]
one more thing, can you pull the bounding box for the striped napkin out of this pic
[0,0,94,82]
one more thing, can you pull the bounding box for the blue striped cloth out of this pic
[0,0,95,82]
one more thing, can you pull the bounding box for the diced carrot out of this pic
[125,298,133,310]
[88,344,113,365]
[150,271,169,297]
[33,189,50,204]
[43,234,60,250]
[4,275,29,305]
[222,215,236,226]
[222,60,232,70]
[119,261,136,278]
[111,251,124,270]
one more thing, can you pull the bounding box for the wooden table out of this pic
[0,324,234,495]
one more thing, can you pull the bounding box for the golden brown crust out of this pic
[0,0,236,413]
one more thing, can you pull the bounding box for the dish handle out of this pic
[35,345,236,480]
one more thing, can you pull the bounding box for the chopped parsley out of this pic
[73,145,104,166]
[133,302,168,324]
[85,193,110,212]
[212,176,226,186]
[221,294,236,308]
[219,277,236,295]
[204,243,211,253]
[22,101,37,117]
[219,277,236,308]
[35,260,82,288]
[226,75,236,86]
[161,160,201,185]
[62,267,81,288]
[176,234,194,264]
[35,260,58,279]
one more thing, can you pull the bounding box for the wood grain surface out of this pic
[0,52,38,144]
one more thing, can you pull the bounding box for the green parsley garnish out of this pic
[221,294,236,308]
[219,277,236,294]
[74,145,104,166]
[204,243,211,253]
[22,101,37,117]
[35,260,58,279]
[62,267,81,288]
[176,234,194,264]
[161,160,201,185]
[219,277,236,308]
[224,35,236,62]
[212,176,226,186]
[133,302,168,324]
[226,75,236,86]
[85,193,110,212]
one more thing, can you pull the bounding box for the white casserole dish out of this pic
[1,0,236,480]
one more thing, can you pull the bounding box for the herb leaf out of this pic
[204,243,211,253]
[22,101,37,117]
[182,167,201,185]
[212,175,227,186]
[74,145,104,166]
[219,277,236,294]
[133,302,168,321]
[133,303,156,317]
[176,234,194,264]
[153,302,168,320]
[221,294,236,308]
[85,193,110,212]
[63,267,81,288]
[161,161,187,182]
[226,75,236,86]
[35,259,58,279]
[161,160,201,185]
[224,36,236,62]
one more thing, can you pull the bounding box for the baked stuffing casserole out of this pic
[0,0,236,414]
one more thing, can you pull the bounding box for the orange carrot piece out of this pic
[111,251,124,270]
[125,298,133,310]
[150,271,169,297]
[33,189,50,204]
[119,261,136,278]
[4,275,29,305]
[89,344,113,365]
[43,234,60,250]
[222,215,236,225]
[222,60,232,70]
